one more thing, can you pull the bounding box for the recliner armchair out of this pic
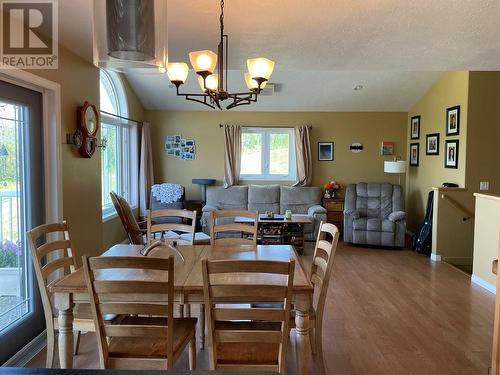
[344,182,406,247]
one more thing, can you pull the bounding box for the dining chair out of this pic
[147,208,209,245]
[202,258,295,374]
[209,209,258,245]
[82,255,197,370]
[110,191,146,245]
[27,221,98,368]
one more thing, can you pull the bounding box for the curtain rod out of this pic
[219,124,312,129]
[100,110,143,125]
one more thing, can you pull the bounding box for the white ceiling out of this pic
[58,0,500,111]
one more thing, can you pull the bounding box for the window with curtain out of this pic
[240,127,296,180]
[99,70,138,220]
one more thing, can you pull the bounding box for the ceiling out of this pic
[59,0,500,111]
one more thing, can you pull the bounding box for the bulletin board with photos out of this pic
[165,135,196,160]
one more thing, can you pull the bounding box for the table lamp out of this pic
[384,160,407,185]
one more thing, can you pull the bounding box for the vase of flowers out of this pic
[324,180,341,199]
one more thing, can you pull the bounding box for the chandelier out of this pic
[166,0,275,110]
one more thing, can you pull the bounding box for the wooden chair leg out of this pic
[188,334,196,370]
[73,331,81,355]
[177,304,184,318]
[309,326,316,355]
[46,329,55,368]
[200,304,205,350]
[316,323,325,375]
[185,304,191,318]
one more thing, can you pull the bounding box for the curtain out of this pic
[293,125,312,186]
[223,124,241,188]
[139,122,154,218]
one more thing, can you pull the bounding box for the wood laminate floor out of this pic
[27,242,495,374]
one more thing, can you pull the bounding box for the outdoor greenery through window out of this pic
[100,70,137,219]
[240,127,296,180]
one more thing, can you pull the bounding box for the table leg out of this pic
[200,304,205,350]
[295,295,311,375]
[55,293,74,369]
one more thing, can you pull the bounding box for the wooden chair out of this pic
[27,221,96,368]
[110,191,146,245]
[202,259,295,374]
[146,209,197,245]
[82,255,197,370]
[209,210,258,246]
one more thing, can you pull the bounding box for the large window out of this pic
[240,127,296,180]
[100,70,138,219]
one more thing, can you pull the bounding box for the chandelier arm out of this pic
[227,92,259,106]
[227,100,253,110]
[206,90,222,110]
[182,95,216,109]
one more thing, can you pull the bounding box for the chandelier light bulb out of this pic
[244,72,267,91]
[247,58,275,80]
[198,74,218,92]
[167,62,189,84]
[189,50,218,74]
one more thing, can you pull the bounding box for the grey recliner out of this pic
[344,183,406,247]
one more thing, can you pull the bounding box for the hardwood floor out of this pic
[27,242,495,374]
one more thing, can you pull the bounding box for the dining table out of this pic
[50,243,314,374]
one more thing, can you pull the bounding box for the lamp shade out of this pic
[247,58,275,80]
[244,72,268,91]
[198,74,218,92]
[167,63,189,84]
[384,160,407,174]
[189,50,217,74]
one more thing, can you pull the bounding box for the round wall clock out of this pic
[77,101,99,158]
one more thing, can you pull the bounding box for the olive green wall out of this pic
[146,111,408,201]
[406,71,469,231]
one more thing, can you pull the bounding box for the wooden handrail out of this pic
[440,194,474,220]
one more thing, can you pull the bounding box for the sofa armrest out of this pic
[202,204,218,213]
[344,209,360,220]
[388,211,406,222]
[307,205,327,216]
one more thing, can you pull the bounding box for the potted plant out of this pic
[323,180,341,199]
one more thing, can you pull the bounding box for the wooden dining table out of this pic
[50,243,314,374]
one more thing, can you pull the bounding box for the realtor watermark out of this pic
[1,0,58,69]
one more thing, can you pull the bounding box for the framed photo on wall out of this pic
[426,133,440,155]
[318,142,334,161]
[410,143,419,166]
[446,105,460,136]
[410,116,420,139]
[381,141,395,155]
[445,140,459,168]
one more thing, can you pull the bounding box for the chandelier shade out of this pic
[247,58,275,81]
[244,72,267,91]
[198,74,219,92]
[189,50,218,75]
[167,63,189,84]
[93,0,168,72]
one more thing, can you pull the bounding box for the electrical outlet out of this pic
[480,181,489,191]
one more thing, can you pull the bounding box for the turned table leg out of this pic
[55,293,74,369]
[295,295,311,375]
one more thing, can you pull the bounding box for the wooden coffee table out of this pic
[235,214,312,254]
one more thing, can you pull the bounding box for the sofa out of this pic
[344,182,406,247]
[201,185,327,240]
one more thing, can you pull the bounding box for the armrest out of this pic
[344,210,360,220]
[202,204,218,213]
[388,211,406,222]
[307,205,327,216]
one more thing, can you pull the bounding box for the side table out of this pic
[322,197,344,238]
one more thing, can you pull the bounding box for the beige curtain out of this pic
[223,124,241,188]
[139,122,154,217]
[293,125,312,186]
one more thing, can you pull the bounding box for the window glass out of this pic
[241,132,262,175]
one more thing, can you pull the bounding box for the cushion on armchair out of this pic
[388,211,406,222]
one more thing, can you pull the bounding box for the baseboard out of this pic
[441,256,473,266]
[2,330,46,367]
[471,275,496,294]
[430,253,441,262]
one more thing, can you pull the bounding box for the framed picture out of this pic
[445,140,459,169]
[318,142,333,161]
[410,116,420,139]
[381,141,394,156]
[409,143,419,166]
[446,105,460,136]
[426,133,440,155]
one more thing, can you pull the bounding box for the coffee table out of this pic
[235,214,312,254]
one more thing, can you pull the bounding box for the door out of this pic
[0,80,44,364]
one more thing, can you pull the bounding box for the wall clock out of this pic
[76,101,99,158]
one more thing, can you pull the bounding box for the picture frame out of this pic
[410,116,420,140]
[425,133,440,155]
[445,140,459,169]
[381,141,395,156]
[318,142,334,161]
[446,106,460,136]
[409,143,419,166]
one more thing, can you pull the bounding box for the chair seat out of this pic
[353,218,395,232]
[107,317,197,359]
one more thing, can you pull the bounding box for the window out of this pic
[100,70,138,220]
[240,127,296,180]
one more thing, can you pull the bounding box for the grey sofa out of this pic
[344,183,406,247]
[201,185,327,240]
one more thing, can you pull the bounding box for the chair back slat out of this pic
[83,255,175,369]
[37,240,72,258]
[210,210,258,246]
[202,258,294,374]
[147,209,197,245]
[41,257,76,279]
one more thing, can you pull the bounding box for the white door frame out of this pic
[0,68,63,225]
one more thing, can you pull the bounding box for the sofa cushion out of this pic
[248,185,280,213]
[353,218,395,233]
[279,186,322,214]
[205,186,248,210]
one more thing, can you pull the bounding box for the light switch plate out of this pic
[480,181,489,191]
